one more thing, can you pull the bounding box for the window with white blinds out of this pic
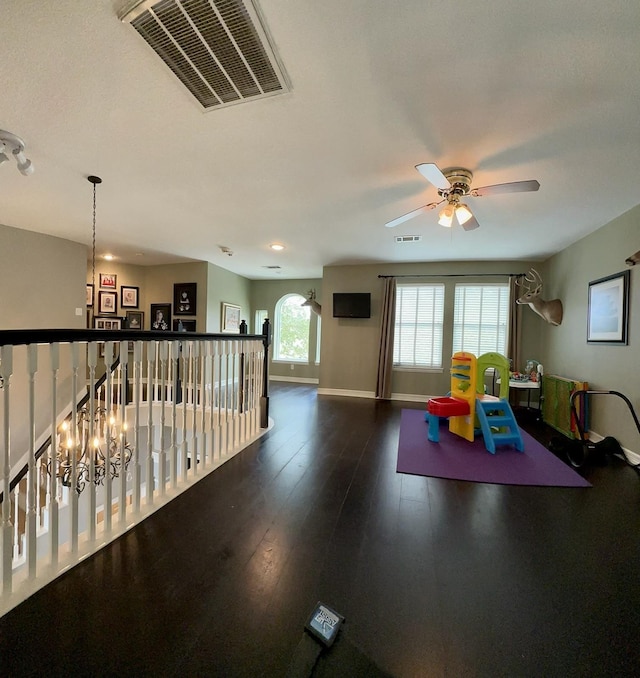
[393,284,445,368]
[453,284,510,355]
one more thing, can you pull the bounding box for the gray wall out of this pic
[206,263,251,333]
[250,278,322,381]
[1,223,86,329]
[0,224,87,467]
[541,204,640,450]
[319,260,544,398]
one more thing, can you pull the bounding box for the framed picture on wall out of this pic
[86,284,94,307]
[587,270,630,344]
[221,302,241,333]
[99,273,117,289]
[150,303,171,331]
[125,310,144,330]
[173,282,197,315]
[121,285,139,308]
[173,319,196,332]
[98,290,118,314]
[93,317,122,330]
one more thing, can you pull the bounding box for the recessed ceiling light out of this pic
[270,243,285,251]
[103,254,115,261]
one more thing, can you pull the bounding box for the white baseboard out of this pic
[316,389,433,403]
[390,393,431,403]
[317,388,375,399]
[270,376,319,384]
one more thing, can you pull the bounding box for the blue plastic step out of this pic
[492,433,522,442]
[476,398,524,454]
[484,415,512,426]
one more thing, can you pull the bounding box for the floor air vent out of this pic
[119,0,290,110]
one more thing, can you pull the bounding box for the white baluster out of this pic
[69,343,80,554]
[181,341,189,480]
[119,340,128,526]
[49,343,60,565]
[132,341,142,513]
[230,342,239,450]
[146,341,156,505]
[205,343,214,467]
[191,342,200,475]
[158,340,168,497]
[214,342,223,461]
[199,340,208,469]
[239,341,247,444]
[1,345,14,593]
[222,342,230,456]
[87,341,98,542]
[169,340,179,489]
[26,344,38,577]
[103,341,115,535]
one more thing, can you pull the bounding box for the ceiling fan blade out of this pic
[461,213,480,231]
[384,202,440,228]
[472,179,540,197]
[415,163,451,190]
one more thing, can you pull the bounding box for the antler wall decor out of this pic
[515,268,563,326]
[301,289,321,316]
[625,250,640,266]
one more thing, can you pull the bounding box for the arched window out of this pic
[274,293,311,362]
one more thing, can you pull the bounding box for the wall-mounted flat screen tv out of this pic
[332,292,371,318]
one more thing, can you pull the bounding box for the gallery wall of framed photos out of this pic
[86,263,205,333]
[85,261,251,335]
[87,264,145,329]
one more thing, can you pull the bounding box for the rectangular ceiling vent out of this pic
[119,0,290,110]
[395,235,422,243]
[262,265,281,269]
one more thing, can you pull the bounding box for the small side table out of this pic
[496,378,541,414]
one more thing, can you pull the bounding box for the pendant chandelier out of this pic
[52,406,132,494]
[47,174,131,494]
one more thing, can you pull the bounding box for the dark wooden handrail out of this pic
[0,328,265,347]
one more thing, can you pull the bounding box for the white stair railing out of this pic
[0,330,268,618]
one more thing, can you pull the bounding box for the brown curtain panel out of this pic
[508,275,523,374]
[375,277,397,399]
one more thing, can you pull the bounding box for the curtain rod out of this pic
[378,273,526,279]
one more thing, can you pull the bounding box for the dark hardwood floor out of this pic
[1,382,639,677]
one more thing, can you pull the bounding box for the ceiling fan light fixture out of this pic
[455,203,473,225]
[438,203,455,228]
[386,162,540,233]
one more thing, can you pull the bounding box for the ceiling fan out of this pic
[385,163,540,231]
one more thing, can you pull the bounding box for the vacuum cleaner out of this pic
[566,389,640,472]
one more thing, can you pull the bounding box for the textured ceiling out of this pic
[1,0,639,279]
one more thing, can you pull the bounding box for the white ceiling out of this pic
[2,0,639,280]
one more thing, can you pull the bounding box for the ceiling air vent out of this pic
[262,265,281,269]
[119,0,290,110]
[395,235,422,243]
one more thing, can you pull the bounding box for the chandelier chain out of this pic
[92,181,96,293]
